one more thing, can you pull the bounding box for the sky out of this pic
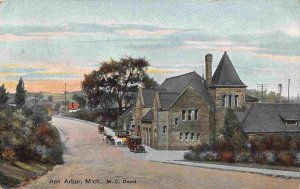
[0,0,299,96]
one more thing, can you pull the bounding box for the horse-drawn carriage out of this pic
[98,125,105,134]
[127,135,145,153]
[113,130,130,146]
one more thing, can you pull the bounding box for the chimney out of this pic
[205,53,213,85]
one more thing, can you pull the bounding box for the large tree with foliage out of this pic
[15,77,26,110]
[0,84,9,107]
[82,56,157,113]
[72,94,87,109]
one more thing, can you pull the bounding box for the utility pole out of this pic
[298,92,299,104]
[288,79,290,103]
[256,83,267,102]
[278,84,282,103]
[35,93,37,126]
[65,83,67,113]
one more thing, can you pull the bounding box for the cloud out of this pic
[0,63,42,69]
[147,67,190,74]
[0,72,24,77]
[116,29,180,37]
[3,79,82,93]
[281,24,300,37]
[0,32,77,42]
[182,40,263,52]
[253,53,300,63]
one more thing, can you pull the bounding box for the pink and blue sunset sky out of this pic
[0,0,299,96]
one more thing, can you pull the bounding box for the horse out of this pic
[113,136,127,146]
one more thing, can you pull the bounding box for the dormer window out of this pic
[285,120,298,126]
[279,113,299,126]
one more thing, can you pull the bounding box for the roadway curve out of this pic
[20,117,300,189]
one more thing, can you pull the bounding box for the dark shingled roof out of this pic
[245,95,259,102]
[158,92,180,110]
[141,110,152,123]
[212,52,247,87]
[159,71,215,110]
[236,103,300,133]
[142,89,155,108]
[119,105,135,119]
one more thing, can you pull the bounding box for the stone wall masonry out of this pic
[168,86,211,150]
[157,111,169,150]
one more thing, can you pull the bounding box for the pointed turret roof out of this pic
[212,52,247,87]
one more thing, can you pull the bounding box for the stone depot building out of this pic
[121,51,248,150]
[120,52,299,150]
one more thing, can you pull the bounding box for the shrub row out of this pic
[186,136,300,166]
[184,150,300,166]
[0,106,63,165]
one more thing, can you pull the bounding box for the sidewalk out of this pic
[120,146,300,179]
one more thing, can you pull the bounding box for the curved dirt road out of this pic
[20,117,300,189]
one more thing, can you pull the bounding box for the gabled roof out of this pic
[158,92,180,110]
[159,72,197,92]
[236,103,300,133]
[159,71,215,110]
[141,110,152,123]
[212,52,247,87]
[119,105,135,119]
[141,89,155,108]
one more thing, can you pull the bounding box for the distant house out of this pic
[44,102,53,116]
[68,102,80,112]
[245,95,259,108]
[52,103,60,115]
[235,103,300,140]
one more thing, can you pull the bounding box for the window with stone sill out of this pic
[182,110,186,121]
[196,133,200,140]
[163,126,167,134]
[179,132,183,140]
[185,132,189,140]
[194,109,198,120]
[228,95,232,107]
[175,118,178,126]
[188,110,192,120]
[235,95,239,107]
[191,133,194,140]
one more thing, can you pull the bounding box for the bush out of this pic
[214,140,235,152]
[235,151,250,163]
[289,137,300,151]
[264,151,277,165]
[184,151,199,161]
[203,151,218,161]
[253,152,267,164]
[278,151,296,166]
[2,148,16,162]
[190,143,211,154]
[219,151,235,163]
[39,124,49,135]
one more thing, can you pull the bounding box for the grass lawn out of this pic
[0,161,52,188]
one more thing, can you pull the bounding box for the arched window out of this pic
[179,132,183,140]
[191,133,194,140]
[185,132,189,140]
